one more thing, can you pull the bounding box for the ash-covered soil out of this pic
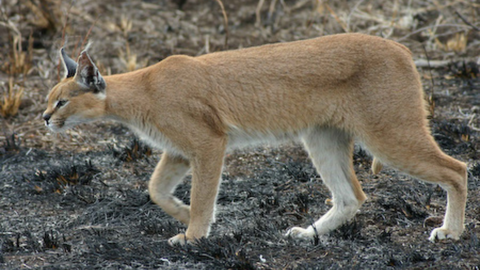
[1,0,479,269]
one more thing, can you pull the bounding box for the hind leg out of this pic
[366,130,467,241]
[148,152,191,225]
[423,154,468,241]
[286,127,367,239]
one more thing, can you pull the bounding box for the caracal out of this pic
[43,33,467,245]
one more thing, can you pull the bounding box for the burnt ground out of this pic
[1,0,480,269]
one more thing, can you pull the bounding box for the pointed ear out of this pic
[60,48,78,78]
[74,50,106,93]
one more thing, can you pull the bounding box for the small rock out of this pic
[424,216,443,227]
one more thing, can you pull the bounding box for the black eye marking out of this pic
[56,99,68,108]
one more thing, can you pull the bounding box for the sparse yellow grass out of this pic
[119,14,133,35]
[116,15,148,72]
[435,33,468,52]
[119,45,145,72]
[0,16,31,118]
[25,0,63,32]
[0,20,33,76]
[1,77,24,118]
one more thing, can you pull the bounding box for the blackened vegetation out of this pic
[177,237,257,270]
[1,231,41,254]
[1,124,479,269]
[330,219,364,241]
[432,119,476,156]
[1,0,479,267]
[1,87,479,268]
[438,61,480,107]
[109,137,152,162]
[24,160,99,194]
[376,196,429,221]
[447,61,479,80]
[470,162,480,178]
[42,231,63,250]
[0,132,21,155]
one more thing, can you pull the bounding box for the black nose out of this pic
[43,114,51,123]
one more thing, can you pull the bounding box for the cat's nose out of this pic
[43,113,51,124]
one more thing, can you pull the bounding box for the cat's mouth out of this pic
[45,116,88,133]
[45,119,67,133]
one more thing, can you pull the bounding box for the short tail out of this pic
[371,157,383,174]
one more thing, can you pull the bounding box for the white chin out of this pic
[46,123,68,133]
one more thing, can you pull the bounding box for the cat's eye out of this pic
[56,99,68,108]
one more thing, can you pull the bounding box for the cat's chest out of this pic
[127,122,182,156]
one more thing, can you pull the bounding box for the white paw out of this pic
[429,227,461,242]
[168,233,191,246]
[285,226,315,240]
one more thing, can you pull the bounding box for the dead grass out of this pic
[0,20,33,76]
[215,0,229,49]
[119,43,144,73]
[0,4,33,118]
[0,77,24,118]
[0,28,28,118]
[29,160,99,194]
[0,0,478,156]
[25,0,63,33]
[0,0,473,152]
[435,32,468,52]
[115,15,149,72]
[0,0,478,269]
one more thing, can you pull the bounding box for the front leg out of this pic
[148,152,191,225]
[168,139,226,245]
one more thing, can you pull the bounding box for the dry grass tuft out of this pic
[29,161,99,194]
[0,20,33,76]
[0,9,31,118]
[119,44,141,72]
[435,32,468,52]
[117,15,148,72]
[25,0,63,33]
[214,0,229,49]
[1,132,21,154]
[109,138,152,162]
[119,14,133,35]
[1,77,24,118]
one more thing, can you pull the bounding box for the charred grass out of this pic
[1,0,480,269]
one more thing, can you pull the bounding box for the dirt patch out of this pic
[1,0,479,269]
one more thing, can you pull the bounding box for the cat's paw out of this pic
[168,233,193,246]
[429,227,461,242]
[285,227,315,240]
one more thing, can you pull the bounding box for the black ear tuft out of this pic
[60,48,78,78]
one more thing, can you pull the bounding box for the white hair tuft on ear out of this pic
[84,40,93,53]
